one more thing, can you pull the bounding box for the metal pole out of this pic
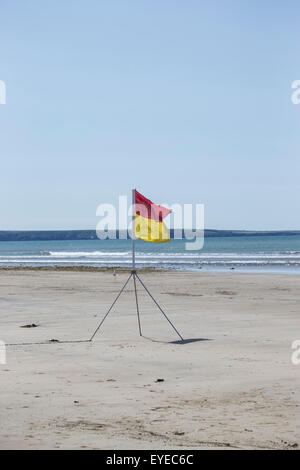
[89,272,132,341]
[135,273,184,341]
[133,273,142,336]
[131,189,142,335]
[132,188,136,272]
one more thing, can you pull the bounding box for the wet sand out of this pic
[0,268,299,449]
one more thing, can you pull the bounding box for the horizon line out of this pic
[0,228,300,233]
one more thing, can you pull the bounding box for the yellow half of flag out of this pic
[134,190,172,243]
[135,214,170,243]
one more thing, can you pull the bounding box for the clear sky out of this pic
[1,0,299,230]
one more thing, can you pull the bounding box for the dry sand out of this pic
[0,268,299,449]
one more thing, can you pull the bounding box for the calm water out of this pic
[0,235,300,273]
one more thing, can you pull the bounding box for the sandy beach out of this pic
[0,268,299,449]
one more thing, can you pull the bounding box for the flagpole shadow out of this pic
[141,336,212,345]
[170,338,212,345]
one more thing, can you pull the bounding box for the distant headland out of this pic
[0,230,299,242]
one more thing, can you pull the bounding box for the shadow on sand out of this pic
[142,336,212,345]
[170,337,212,345]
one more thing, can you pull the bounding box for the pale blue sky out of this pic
[1,0,299,230]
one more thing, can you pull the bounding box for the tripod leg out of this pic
[89,273,132,341]
[133,273,142,336]
[135,273,184,341]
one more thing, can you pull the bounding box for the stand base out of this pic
[89,271,183,342]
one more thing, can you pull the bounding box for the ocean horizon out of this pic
[0,234,300,274]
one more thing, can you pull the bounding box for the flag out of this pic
[134,190,172,243]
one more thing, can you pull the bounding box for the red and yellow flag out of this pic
[135,190,172,243]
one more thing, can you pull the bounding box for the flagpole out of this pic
[132,188,136,272]
[132,188,142,335]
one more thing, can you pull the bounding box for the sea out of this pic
[0,235,300,273]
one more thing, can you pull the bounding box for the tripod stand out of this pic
[90,189,184,342]
[89,269,184,341]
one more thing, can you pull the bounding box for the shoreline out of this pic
[0,265,299,275]
[0,265,159,273]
